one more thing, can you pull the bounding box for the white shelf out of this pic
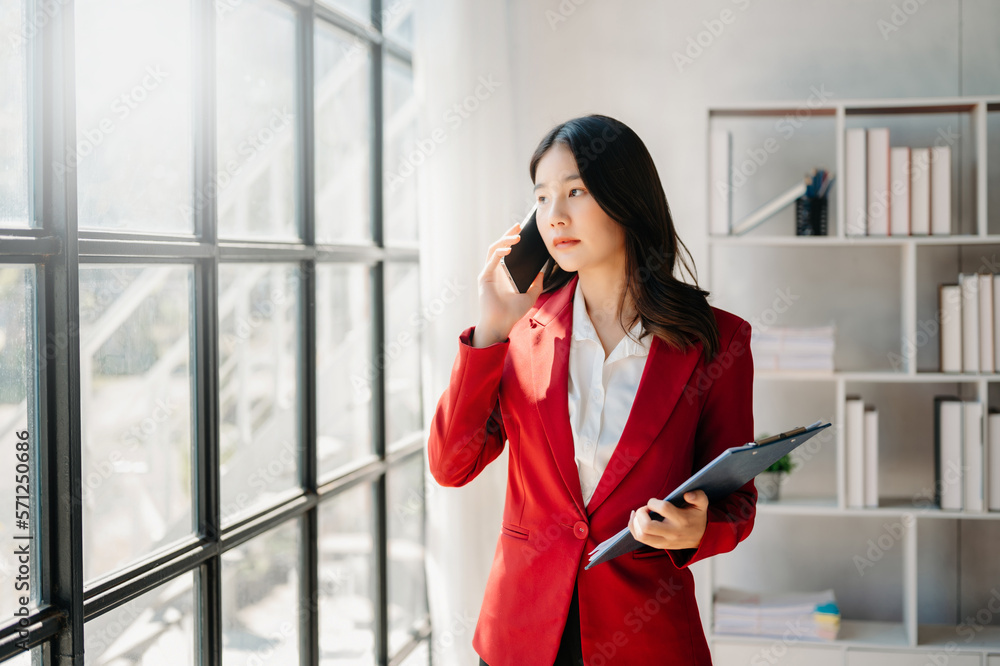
[710,234,1000,246]
[713,621,1000,653]
[711,620,910,649]
[755,370,1000,382]
[705,94,1000,661]
[756,498,1000,520]
[919,624,1000,651]
[709,95,1000,115]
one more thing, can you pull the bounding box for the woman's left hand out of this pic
[628,490,709,551]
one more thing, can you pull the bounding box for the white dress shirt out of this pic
[566,278,652,508]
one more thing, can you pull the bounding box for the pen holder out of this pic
[795,196,828,236]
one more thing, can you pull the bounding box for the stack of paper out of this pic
[714,587,841,641]
[751,325,835,372]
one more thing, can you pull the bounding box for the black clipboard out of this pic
[584,420,832,569]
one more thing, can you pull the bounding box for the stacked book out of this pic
[750,325,835,372]
[845,127,950,236]
[933,397,1000,512]
[845,396,879,508]
[714,587,841,641]
[939,273,1000,373]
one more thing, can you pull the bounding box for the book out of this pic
[989,411,1000,511]
[994,275,1000,373]
[866,128,890,235]
[939,284,962,373]
[889,147,910,236]
[864,405,879,508]
[959,273,979,373]
[732,182,807,236]
[845,396,865,509]
[934,396,963,511]
[964,400,984,513]
[910,148,931,235]
[845,128,867,235]
[930,145,951,235]
[980,274,994,373]
[710,129,732,235]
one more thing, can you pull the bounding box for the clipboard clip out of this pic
[750,419,822,447]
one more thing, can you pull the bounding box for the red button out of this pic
[573,521,589,540]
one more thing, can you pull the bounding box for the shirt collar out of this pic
[571,277,651,358]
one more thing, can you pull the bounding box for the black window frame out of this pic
[0,0,428,663]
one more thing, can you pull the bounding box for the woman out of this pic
[427,114,756,666]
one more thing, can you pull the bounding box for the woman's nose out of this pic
[547,201,568,226]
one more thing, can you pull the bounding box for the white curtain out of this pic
[412,1,521,664]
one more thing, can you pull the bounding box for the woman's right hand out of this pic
[472,221,547,348]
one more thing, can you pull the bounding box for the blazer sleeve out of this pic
[426,325,510,487]
[666,319,756,569]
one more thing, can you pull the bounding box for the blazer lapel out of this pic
[528,274,704,519]
[528,276,585,517]
[583,328,702,516]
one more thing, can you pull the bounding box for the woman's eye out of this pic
[536,190,583,203]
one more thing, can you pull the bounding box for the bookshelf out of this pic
[703,95,1000,666]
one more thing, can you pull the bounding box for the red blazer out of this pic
[427,273,756,666]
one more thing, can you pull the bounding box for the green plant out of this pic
[755,432,796,473]
[765,454,795,474]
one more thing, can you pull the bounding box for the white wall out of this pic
[414,2,1000,664]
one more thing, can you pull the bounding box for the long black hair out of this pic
[529,114,721,361]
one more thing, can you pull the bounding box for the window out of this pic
[0,0,426,663]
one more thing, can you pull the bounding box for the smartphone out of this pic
[501,203,551,293]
